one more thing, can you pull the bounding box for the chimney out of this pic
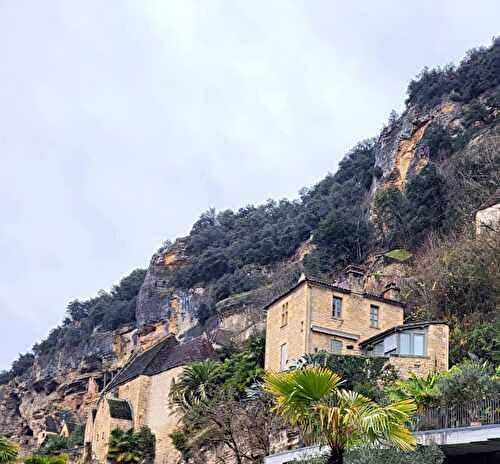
[344,265,365,292]
[382,282,401,301]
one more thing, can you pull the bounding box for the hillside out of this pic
[1,38,499,450]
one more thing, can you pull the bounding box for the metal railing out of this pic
[411,397,500,431]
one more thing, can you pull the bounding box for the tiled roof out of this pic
[263,274,403,309]
[105,335,215,391]
[107,398,132,420]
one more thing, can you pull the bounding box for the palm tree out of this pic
[264,367,417,464]
[170,360,221,411]
[107,429,141,464]
[0,436,18,464]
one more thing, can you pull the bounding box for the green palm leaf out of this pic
[264,367,417,463]
[0,436,18,464]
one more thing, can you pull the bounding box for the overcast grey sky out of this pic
[0,1,498,370]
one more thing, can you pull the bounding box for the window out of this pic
[400,333,411,354]
[399,331,426,356]
[370,305,379,328]
[372,342,384,356]
[280,343,288,370]
[332,297,343,319]
[414,334,425,356]
[281,302,289,327]
[331,339,342,354]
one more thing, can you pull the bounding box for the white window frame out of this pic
[280,343,288,370]
[398,330,427,356]
[332,297,343,319]
[369,305,379,328]
[331,339,342,354]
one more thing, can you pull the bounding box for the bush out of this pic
[438,359,500,405]
[450,320,500,365]
[25,454,68,464]
[346,444,444,464]
[298,352,398,400]
[291,445,445,464]
[0,371,12,385]
[406,232,500,322]
[39,436,68,455]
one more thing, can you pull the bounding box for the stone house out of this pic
[84,335,215,464]
[475,189,500,236]
[264,266,448,378]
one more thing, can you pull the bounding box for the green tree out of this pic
[0,437,17,464]
[170,360,221,410]
[405,164,448,246]
[298,352,398,401]
[264,367,416,464]
[450,321,500,365]
[373,187,409,248]
[437,359,500,406]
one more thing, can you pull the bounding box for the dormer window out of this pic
[281,302,289,327]
[332,297,342,319]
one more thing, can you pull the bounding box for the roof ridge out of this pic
[140,335,178,374]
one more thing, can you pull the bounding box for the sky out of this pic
[0,1,499,370]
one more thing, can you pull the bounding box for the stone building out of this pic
[264,266,448,378]
[84,335,215,464]
[475,189,500,236]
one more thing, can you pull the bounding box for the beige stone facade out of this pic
[385,323,449,377]
[264,271,449,379]
[91,399,133,463]
[84,335,215,464]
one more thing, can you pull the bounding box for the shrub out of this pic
[39,436,68,455]
[297,352,397,400]
[450,320,500,365]
[346,444,444,464]
[437,359,500,405]
[25,454,68,464]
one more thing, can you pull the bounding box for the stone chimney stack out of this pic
[344,265,365,293]
[382,282,401,301]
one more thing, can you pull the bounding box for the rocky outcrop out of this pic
[374,100,463,190]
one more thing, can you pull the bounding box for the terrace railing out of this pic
[411,397,500,431]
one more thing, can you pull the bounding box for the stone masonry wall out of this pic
[118,375,151,428]
[389,324,449,379]
[265,283,308,371]
[145,367,184,464]
[308,285,404,355]
[92,399,132,462]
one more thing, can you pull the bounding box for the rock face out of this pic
[374,100,462,188]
